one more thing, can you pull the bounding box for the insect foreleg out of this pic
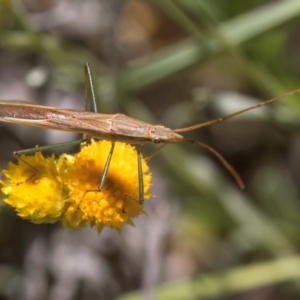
[145,143,167,162]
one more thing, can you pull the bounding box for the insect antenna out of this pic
[172,138,245,189]
[174,88,300,134]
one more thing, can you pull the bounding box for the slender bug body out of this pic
[0,101,183,143]
[1,63,300,202]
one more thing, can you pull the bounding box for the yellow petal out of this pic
[1,153,69,223]
[62,141,152,230]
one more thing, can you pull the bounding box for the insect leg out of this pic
[136,145,144,204]
[84,63,116,192]
[99,142,115,190]
[121,145,144,212]
[145,143,167,162]
[13,139,86,156]
[84,63,98,113]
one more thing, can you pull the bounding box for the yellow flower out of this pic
[1,141,152,233]
[62,141,152,233]
[1,152,69,223]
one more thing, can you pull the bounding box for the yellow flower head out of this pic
[62,141,152,233]
[1,141,152,233]
[1,152,68,223]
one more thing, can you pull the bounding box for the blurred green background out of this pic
[1,0,300,299]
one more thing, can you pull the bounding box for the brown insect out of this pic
[0,64,299,202]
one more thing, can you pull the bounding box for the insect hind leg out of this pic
[13,139,87,156]
[12,155,40,185]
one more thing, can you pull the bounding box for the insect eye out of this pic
[153,138,161,143]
